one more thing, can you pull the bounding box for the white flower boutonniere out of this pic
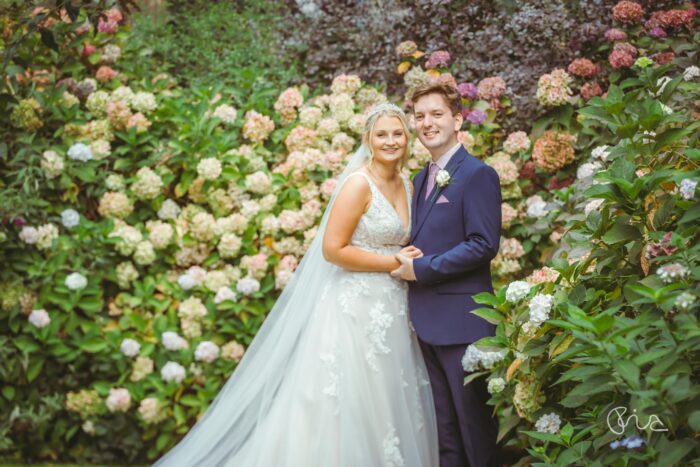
[436,169,451,188]
[430,169,452,203]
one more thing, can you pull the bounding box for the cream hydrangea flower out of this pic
[131,167,163,200]
[197,157,222,181]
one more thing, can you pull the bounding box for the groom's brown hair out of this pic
[410,82,462,116]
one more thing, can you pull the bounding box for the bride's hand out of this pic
[399,245,423,259]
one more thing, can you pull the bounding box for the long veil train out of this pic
[153,144,377,466]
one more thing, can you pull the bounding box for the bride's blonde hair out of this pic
[361,103,411,170]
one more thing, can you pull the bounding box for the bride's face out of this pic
[369,115,407,164]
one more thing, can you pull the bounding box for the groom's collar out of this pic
[430,142,462,170]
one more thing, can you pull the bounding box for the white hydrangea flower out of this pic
[146,221,173,249]
[28,309,50,328]
[36,223,59,250]
[212,104,237,124]
[67,143,93,162]
[19,226,39,244]
[528,293,553,326]
[116,261,138,288]
[190,212,216,242]
[131,167,163,200]
[158,199,181,220]
[111,85,135,105]
[82,420,95,435]
[682,65,700,81]
[674,292,696,311]
[120,338,140,357]
[487,377,506,394]
[204,270,229,292]
[106,388,131,413]
[161,361,186,383]
[679,179,697,200]
[162,331,188,351]
[194,341,220,363]
[526,195,548,218]
[576,161,602,181]
[177,273,198,290]
[105,174,125,191]
[461,345,506,372]
[591,145,611,161]
[197,157,222,181]
[505,280,531,303]
[236,277,260,296]
[110,224,143,255]
[131,91,157,113]
[657,263,690,283]
[214,286,237,304]
[187,266,207,284]
[133,240,156,265]
[41,150,64,178]
[90,139,111,160]
[61,209,80,228]
[101,44,121,63]
[177,297,207,320]
[535,412,562,434]
[86,90,110,115]
[218,233,243,259]
[584,198,604,216]
[462,347,481,372]
[65,272,88,290]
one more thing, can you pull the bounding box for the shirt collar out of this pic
[433,142,462,169]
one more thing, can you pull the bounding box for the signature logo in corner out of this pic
[606,406,668,435]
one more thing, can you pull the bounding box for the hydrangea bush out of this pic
[0,1,698,464]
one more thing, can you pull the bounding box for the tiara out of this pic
[365,102,406,120]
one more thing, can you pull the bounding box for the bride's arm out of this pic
[322,175,401,273]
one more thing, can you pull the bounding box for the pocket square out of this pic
[436,194,450,204]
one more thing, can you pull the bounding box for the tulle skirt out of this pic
[223,267,438,466]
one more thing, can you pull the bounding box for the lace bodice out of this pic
[347,172,411,254]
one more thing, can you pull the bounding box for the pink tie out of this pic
[425,162,439,200]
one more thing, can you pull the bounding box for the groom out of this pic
[392,82,501,467]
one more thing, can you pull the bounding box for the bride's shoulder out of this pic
[339,171,372,197]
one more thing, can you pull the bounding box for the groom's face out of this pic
[413,93,462,158]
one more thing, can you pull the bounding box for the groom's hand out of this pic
[391,253,416,281]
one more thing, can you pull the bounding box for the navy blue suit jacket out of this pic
[408,146,502,345]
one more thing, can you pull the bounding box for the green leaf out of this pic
[26,357,44,383]
[679,202,700,225]
[470,307,502,325]
[179,395,201,407]
[14,336,40,354]
[560,423,574,444]
[2,386,15,400]
[156,433,171,451]
[688,411,700,431]
[472,292,501,307]
[602,222,641,244]
[80,338,108,353]
[521,430,564,445]
[613,359,640,388]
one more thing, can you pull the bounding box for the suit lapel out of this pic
[411,166,428,230]
[410,147,468,243]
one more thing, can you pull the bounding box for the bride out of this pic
[154,103,438,466]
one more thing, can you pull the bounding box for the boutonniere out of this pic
[430,169,452,202]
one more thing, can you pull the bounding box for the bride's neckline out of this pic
[357,170,410,232]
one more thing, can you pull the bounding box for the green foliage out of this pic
[124,0,297,100]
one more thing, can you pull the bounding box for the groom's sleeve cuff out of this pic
[413,255,437,284]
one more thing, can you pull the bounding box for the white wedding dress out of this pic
[154,167,438,466]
